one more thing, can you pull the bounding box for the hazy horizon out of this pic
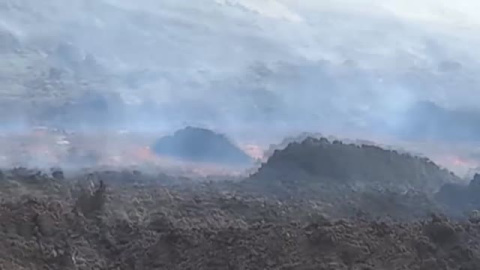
[1,0,480,175]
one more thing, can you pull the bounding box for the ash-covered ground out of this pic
[1,137,480,270]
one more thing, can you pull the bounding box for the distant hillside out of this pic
[152,127,253,166]
[250,137,459,194]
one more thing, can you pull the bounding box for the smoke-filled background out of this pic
[1,0,480,175]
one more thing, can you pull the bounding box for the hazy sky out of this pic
[2,0,480,172]
[102,0,480,110]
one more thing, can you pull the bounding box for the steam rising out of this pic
[0,0,480,173]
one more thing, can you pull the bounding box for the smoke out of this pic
[1,0,480,173]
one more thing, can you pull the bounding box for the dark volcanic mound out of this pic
[152,127,253,165]
[250,137,459,193]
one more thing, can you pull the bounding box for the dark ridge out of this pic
[152,126,253,166]
[250,137,459,193]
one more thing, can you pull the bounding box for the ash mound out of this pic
[152,127,253,166]
[250,137,458,194]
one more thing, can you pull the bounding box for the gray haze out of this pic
[1,0,480,172]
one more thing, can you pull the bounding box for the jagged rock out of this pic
[74,180,107,217]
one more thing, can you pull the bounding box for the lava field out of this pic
[1,137,480,270]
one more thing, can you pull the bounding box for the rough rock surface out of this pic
[0,167,476,270]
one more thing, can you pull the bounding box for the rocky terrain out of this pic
[2,1,480,269]
[0,138,479,269]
